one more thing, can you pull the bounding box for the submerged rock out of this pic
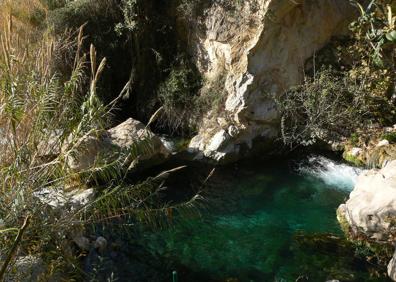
[185,0,356,163]
[65,118,170,173]
[338,160,396,280]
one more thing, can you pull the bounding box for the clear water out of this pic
[115,156,389,281]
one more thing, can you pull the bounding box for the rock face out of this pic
[186,0,355,162]
[65,118,170,173]
[337,160,396,281]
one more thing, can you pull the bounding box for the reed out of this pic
[0,1,203,279]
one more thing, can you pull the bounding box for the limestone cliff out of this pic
[185,0,356,163]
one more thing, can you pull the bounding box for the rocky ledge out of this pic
[337,160,396,281]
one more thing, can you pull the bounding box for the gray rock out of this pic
[94,236,107,253]
[6,256,45,282]
[73,235,90,251]
[34,187,94,210]
[65,118,170,173]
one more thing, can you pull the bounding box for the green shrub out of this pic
[41,0,70,10]
[349,132,360,146]
[276,68,379,148]
[157,55,228,135]
[158,56,202,134]
[382,132,396,143]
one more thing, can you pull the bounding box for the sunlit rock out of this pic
[338,160,396,281]
[187,0,356,162]
[377,139,390,147]
[65,118,170,173]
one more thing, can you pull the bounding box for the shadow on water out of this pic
[87,154,391,282]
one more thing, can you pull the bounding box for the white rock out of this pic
[377,139,390,147]
[34,187,94,210]
[389,250,396,281]
[338,160,396,281]
[340,161,396,237]
[207,130,230,152]
[186,0,355,162]
[350,147,362,157]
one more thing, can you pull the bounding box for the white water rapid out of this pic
[298,155,364,191]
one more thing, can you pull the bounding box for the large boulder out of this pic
[338,160,396,241]
[185,0,356,163]
[65,118,170,173]
[337,160,396,280]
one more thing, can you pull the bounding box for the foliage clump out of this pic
[382,132,396,143]
[157,57,228,136]
[277,68,376,148]
[277,0,396,149]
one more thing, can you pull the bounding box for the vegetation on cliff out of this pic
[277,0,396,149]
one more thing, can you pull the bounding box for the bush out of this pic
[158,57,202,134]
[349,132,360,146]
[276,68,379,148]
[157,55,227,136]
[329,1,396,107]
[382,132,396,143]
[47,0,130,106]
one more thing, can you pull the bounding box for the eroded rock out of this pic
[338,160,396,281]
[186,0,356,162]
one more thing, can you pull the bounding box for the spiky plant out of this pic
[0,1,203,280]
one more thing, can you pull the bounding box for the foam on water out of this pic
[298,155,364,191]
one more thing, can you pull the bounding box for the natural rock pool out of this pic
[93,155,391,281]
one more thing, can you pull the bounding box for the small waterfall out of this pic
[159,136,176,152]
[298,155,364,191]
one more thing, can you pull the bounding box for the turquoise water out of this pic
[134,156,390,282]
